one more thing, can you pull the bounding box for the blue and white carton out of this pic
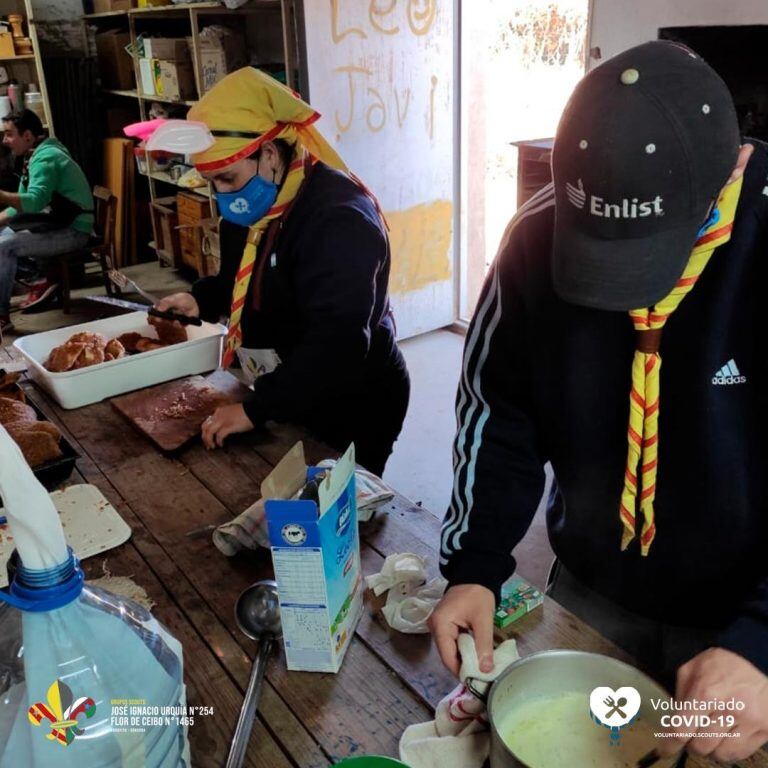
[264,442,363,673]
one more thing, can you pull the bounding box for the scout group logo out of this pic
[28,679,96,746]
[589,685,641,746]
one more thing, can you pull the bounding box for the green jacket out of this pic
[7,138,93,234]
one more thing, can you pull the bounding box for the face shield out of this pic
[123,119,216,154]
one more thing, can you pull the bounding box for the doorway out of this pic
[459,0,589,318]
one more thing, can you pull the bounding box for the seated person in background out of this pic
[0,110,93,333]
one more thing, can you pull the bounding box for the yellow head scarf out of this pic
[187,67,347,173]
[188,68,352,367]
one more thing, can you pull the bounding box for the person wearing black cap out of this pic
[429,41,768,761]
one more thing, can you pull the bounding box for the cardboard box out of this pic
[265,443,363,673]
[95,30,135,91]
[153,59,195,101]
[92,0,136,12]
[0,31,15,58]
[193,31,248,94]
[494,576,543,629]
[138,57,155,96]
[142,37,189,61]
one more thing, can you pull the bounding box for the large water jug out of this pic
[0,425,190,767]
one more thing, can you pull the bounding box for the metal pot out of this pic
[487,650,684,768]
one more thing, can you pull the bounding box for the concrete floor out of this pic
[2,262,191,342]
[388,328,555,589]
[384,329,462,518]
[3,262,555,588]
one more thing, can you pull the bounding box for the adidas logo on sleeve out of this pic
[712,359,747,385]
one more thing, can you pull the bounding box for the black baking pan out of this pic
[0,383,79,491]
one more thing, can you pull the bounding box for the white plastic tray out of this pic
[0,484,132,588]
[13,311,226,409]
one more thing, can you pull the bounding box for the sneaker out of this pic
[20,280,60,314]
[11,277,46,307]
[15,276,46,292]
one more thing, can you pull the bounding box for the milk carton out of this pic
[264,442,363,673]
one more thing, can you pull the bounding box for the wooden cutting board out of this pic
[111,370,250,451]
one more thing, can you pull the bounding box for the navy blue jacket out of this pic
[193,162,408,433]
[441,140,768,674]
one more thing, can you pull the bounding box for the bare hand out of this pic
[725,143,754,184]
[201,404,254,449]
[428,584,495,677]
[657,647,768,762]
[155,292,200,318]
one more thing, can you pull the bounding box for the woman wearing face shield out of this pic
[129,68,409,476]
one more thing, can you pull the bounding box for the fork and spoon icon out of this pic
[604,695,628,720]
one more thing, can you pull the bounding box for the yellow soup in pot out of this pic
[499,691,659,768]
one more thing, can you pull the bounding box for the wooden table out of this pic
[2,353,766,767]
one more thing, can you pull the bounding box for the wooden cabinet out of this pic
[513,138,554,208]
[176,191,213,275]
[149,195,180,268]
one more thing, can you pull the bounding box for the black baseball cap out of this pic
[552,41,740,311]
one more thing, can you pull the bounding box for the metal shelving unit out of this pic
[85,0,300,272]
[137,169,208,197]
[1,0,55,132]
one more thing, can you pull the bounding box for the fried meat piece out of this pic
[69,332,107,350]
[134,338,166,353]
[71,344,105,369]
[117,332,144,354]
[104,338,126,361]
[148,315,188,346]
[6,421,63,467]
[45,341,87,372]
[0,397,37,426]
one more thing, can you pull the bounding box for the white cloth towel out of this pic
[366,554,448,633]
[381,576,449,634]
[213,466,395,556]
[317,460,394,521]
[399,634,520,768]
[366,553,427,596]
[212,497,270,556]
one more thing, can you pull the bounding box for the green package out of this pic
[494,576,543,628]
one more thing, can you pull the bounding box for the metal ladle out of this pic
[225,580,282,768]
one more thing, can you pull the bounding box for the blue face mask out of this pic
[216,172,278,227]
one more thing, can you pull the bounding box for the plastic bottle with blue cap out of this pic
[0,424,190,766]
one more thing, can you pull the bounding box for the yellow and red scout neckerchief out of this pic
[619,175,743,554]
[187,68,353,368]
